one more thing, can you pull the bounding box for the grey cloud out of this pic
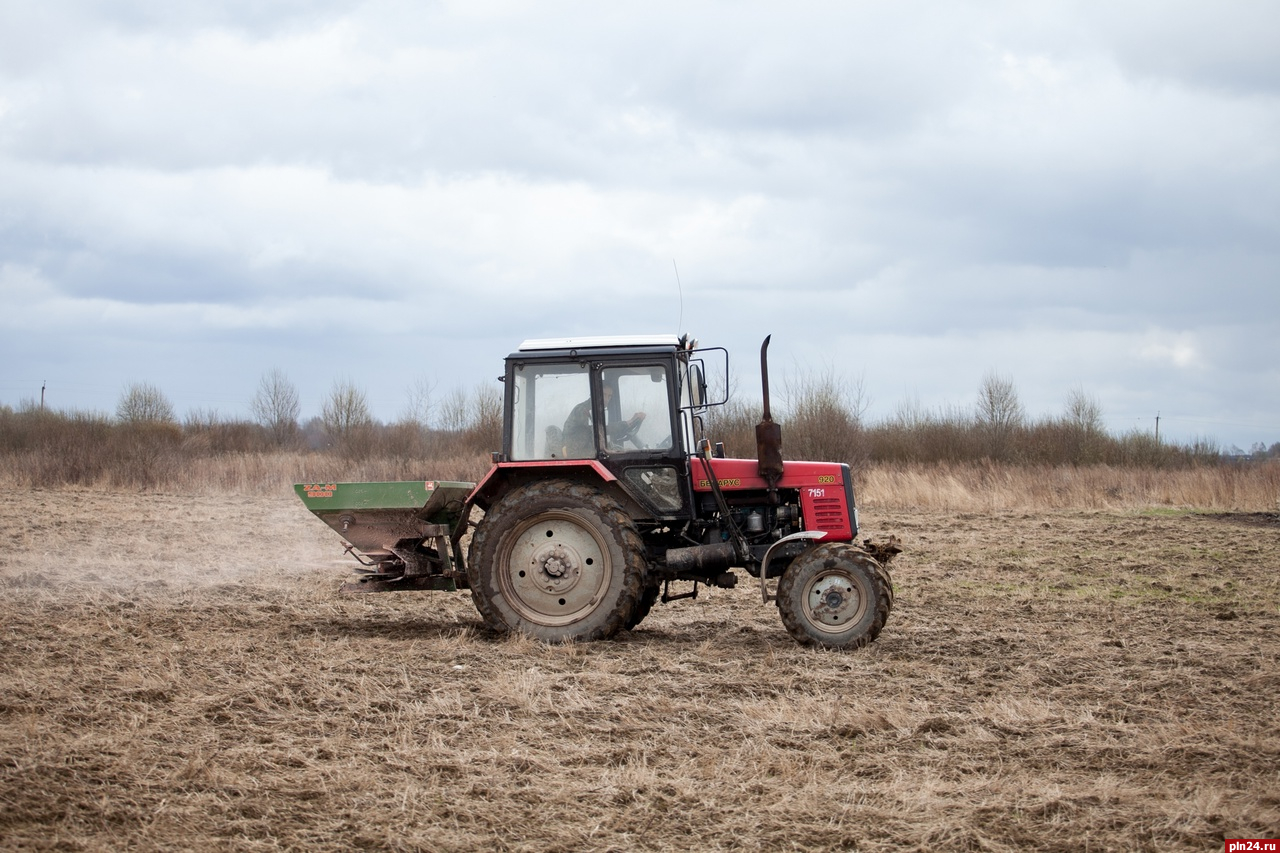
[1,1,1277,448]
[1097,0,1280,94]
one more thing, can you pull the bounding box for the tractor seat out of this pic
[544,425,565,459]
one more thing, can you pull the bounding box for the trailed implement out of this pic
[296,480,474,592]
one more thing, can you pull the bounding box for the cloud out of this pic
[1137,329,1204,370]
[0,1,1277,448]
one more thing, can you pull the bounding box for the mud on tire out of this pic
[777,542,893,649]
[625,583,661,631]
[468,479,646,642]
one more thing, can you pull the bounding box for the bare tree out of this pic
[783,366,869,466]
[116,382,176,424]
[1064,385,1103,434]
[251,369,301,447]
[976,371,1023,460]
[470,383,503,451]
[1061,384,1105,464]
[321,378,374,455]
[436,387,470,434]
[400,376,436,430]
[890,395,926,431]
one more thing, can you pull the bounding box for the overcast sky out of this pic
[2,1,1277,450]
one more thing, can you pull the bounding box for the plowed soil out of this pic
[1,489,1277,851]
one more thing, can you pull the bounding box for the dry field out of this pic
[1,486,1278,851]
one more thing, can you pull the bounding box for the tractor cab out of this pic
[498,334,722,518]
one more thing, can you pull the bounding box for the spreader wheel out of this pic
[776,542,892,649]
[468,480,645,642]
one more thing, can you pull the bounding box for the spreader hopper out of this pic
[295,480,476,591]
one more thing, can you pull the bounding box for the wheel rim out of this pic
[802,569,867,636]
[497,510,613,628]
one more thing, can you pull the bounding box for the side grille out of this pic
[810,496,847,533]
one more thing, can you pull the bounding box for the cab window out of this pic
[511,363,592,460]
[601,366,672,452]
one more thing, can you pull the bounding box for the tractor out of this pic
[297,334,899,648]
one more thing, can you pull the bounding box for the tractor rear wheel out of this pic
[777,542,892,649]
[626,583,661,630]
[468,480,645,642]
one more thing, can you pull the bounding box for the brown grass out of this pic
[860,461,1280,512]
[1,445,1276,513]
[0,450,494,496]
[2,487,1278,850]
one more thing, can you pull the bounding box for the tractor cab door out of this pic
[599,365,674,454]
[597,363,688,516]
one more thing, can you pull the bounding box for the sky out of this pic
[1,0,1277,451]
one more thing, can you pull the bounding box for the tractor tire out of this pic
[468,479,645,642]
[776,542,893,649]
[626,583,661,630]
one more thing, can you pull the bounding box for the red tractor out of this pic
[298,334,898,648]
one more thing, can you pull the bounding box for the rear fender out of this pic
[468,460,620,513]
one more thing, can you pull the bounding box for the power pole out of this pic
[41,381,46,411]
[1154,411,1160,443]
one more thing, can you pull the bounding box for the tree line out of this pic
[100,370,503,459]
[704,370,1274,470]
[1,368,1275,492]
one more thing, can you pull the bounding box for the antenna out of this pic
[672,259,683,333]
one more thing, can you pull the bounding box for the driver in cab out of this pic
[562,385,645,457]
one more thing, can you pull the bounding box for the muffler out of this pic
[756,335,784,502]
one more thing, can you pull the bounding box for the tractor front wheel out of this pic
[468,480,645,642]
[777,542,892,649]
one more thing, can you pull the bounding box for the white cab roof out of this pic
[518,334,682,351]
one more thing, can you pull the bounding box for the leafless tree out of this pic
[436,387,470,434]
[1064,385,1104,434]
[1060,384,1105,464]
[470,383,503,451]
[116,382,176,424]
[321,378,374,455]
[976,371,1023,460]
[251,369,301,447]
[783,366,869,466]
[400,376,436,431]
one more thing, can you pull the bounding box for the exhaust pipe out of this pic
[756,335,784,503]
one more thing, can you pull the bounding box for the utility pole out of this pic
[41,381,46,411]
[1155,411,1160,443]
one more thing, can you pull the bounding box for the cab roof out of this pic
[518,334,683,352]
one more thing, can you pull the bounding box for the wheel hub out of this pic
[533,544,581,592]
[807,573,862,627]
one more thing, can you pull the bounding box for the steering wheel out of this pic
[612,416,644,448]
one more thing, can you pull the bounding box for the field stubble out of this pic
[1,488,1278,851]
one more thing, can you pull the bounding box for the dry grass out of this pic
[2,452,1276,514]
[859,461,1280,512]
[0,450,494,496]
[2,487,1278,851]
